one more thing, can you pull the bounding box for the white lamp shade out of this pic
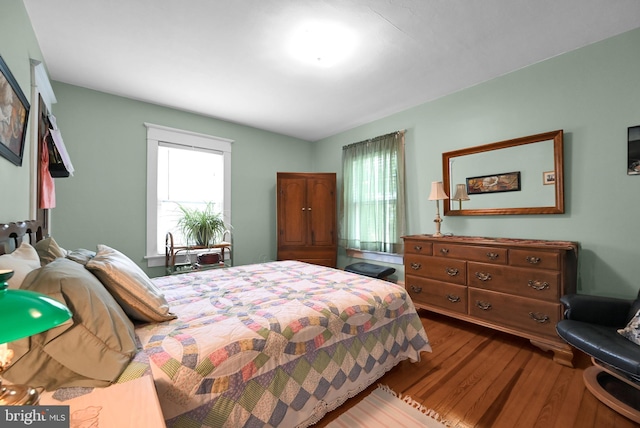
[428,181,449,200]
[452,184,470,201]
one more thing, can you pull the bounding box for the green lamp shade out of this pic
[0,270,72,344]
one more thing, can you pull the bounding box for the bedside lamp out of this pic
[428,181,449,237]
[452,183,470,209]
[0,269,72,405]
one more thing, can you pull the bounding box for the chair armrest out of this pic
[560,294,633,327]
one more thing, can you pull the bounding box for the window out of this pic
[145,123,232,267]
[340,131,406,258]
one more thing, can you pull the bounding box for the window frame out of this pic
[341,131,405,265]
[145,123,232,267]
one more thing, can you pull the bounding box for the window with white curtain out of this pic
[145,123,232,267]
[340,131,406,255]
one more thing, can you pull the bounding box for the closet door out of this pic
[277,176,308,247]
[307,177,335,247]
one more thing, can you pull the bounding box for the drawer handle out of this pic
[410,285,422,293]
[413,245,423,252]
[445,267,459,276]
[526,256,541,265]
[446,294,461,303]
[410,262,422,270]
[440,248,449,255]
[474,272,492,282]
[527,280,550,291]
[475,301,492,311]
[528,312,550,324]
[486,252,499,260]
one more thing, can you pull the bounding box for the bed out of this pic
[0,220,431,427]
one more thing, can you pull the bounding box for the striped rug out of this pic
[327,385,449,428]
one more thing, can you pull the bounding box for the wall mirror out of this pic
[443,130,564,216]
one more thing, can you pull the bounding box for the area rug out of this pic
[327,385,449,428]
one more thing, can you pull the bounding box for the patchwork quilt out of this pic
[70,261,431,427]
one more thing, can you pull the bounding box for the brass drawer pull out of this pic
[474,272,491,282]
[526,256,541,265]
[440,248,449,255]
[527,280,550,291]
[445,267,459,276]
[446,294,461,303]
[413,245,423,252]
[529,312,550,323]
[486,252,499,260]
[410,262,422,270]
[475,301,492,311]
[410,285,422,293]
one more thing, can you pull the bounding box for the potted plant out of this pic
[176,202,226,248]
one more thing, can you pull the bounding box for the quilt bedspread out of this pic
[138,260,431,427]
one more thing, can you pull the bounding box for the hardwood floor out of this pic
[317,310,639,428]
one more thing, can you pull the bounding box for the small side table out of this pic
[39,375,166,427]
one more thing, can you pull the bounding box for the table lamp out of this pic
[428,181,449,237]
[0,269,72,405]
[452,183,470,209]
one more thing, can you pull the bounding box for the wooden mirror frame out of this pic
[443,130,564,216]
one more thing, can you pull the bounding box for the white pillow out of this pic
[0,242,41,289]
[618,309,640,346]
[86,244,175,322]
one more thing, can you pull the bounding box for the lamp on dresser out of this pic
[428,181,449,237]
[452,183,470,209]
[0,269,72,405]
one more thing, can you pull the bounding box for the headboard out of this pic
[0,220,45,255]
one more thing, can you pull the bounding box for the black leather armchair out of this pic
[556,291,640,423]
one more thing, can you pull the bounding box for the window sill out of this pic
[345,248,403,265]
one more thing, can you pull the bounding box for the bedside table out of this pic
[39,375,165,427]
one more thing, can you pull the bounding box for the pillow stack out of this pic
[1,238,175,390]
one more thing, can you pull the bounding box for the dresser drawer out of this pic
[433,243,507,265]
[469,289,561,339]
[405,254,466,285]
[405,275,467,314]
[467,262,561,302]
[404,239,433,256]
[509,249,560,270]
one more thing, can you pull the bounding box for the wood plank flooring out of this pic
[316,310,639,428]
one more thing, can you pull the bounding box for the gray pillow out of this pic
[86,244,175,323]
[34,236,68,266]
[4,258,137,390]
[66,248,96,265]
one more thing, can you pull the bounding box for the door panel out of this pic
[307,178,336,247]
[278,178,307,246]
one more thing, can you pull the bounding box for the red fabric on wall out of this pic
[39,130,56,209]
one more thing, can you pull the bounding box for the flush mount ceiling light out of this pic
[288,21,357,68]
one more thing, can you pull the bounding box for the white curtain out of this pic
[340,131,406,254]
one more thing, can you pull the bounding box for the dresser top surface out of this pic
[403,234,578,251]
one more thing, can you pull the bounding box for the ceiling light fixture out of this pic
[288,21,357,68]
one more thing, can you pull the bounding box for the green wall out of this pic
[314,27,640,299]
[0,0,45,220]
[49,83,313,276]
[3,0,639,298]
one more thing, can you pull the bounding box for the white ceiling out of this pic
[22,0,640,142]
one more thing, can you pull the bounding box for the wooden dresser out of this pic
[403,234,578,366]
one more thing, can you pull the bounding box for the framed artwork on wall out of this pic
[628,125,640,175]
[466,171,521,195]
[543,171,556,185]
[0,55,30,166]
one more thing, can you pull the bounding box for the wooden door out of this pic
[307,177,336,247]
[277,176,308,247]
